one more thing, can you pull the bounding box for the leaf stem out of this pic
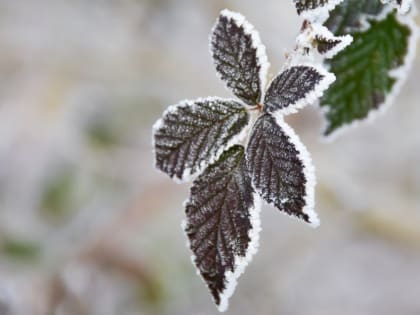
[248,103,263,113]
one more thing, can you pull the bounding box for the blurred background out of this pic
[0,1,419,314]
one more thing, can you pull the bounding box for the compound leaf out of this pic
[211,9,269,105]
[263,65,335,115]
[321,7,414,136]
[247,114,319,226]
[184,145,260,311]
[153,98,249,181]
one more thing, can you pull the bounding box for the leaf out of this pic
[263,65,335,115]
[313,28,353,58]
[247,114,319,226]
[321,8,414,136]
[211,9,269,105]
[296,22,353,59]
[293,0,343,16]
[382,0,413,14]
[184,145,260,312]
[153,98,250,181]
[324,0,384,35]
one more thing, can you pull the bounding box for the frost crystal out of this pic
[296,23,353,59]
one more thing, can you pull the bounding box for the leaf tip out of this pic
[306,211,321,228]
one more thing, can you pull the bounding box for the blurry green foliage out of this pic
[138,276,165,310]
[0,239,41,262]
[86,115,123,149]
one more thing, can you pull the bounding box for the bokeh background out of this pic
[0,1,420,314]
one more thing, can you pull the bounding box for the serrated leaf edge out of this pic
[266,63,336,116]
[252,114,320,227]
[321,7,419,141]
[381,0,413,14]
[296,23,353,58]
[181,193,262,312]
[336,3,408,35]
[295,0,345,22]
[210,9,270,101]
[152,96,252,183]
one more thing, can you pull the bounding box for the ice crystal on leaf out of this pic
[294,0,344,19]
[296,22,353,59]
[381,0,413,14]
[153,8,335,312]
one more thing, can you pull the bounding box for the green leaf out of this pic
[321,5,414,136]
[324,0,384,35]
[382,0,413,14]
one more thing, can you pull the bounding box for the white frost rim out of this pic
[296,23,353,59]
[297,0,344,23]
[152,96,252,183]
[321,4,419,142]
[212,9,270,101]
[266,63,336,116]
[181,194,262,312]
[381,0,413,14]
[272,114,320,228]
[216,193,262,312]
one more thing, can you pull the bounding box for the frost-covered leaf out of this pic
[296,22,353,58]
[324,0,385,35]
[184,145,260,312]
[321,4,415,136]
[315,35,342,54]
[293,0,343,16]
[153,98,249,181]
[381,0,413,14]
[247,114,318,226]
[314,31,353,58]
[263,65,335,115]
[211,9,269,105]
